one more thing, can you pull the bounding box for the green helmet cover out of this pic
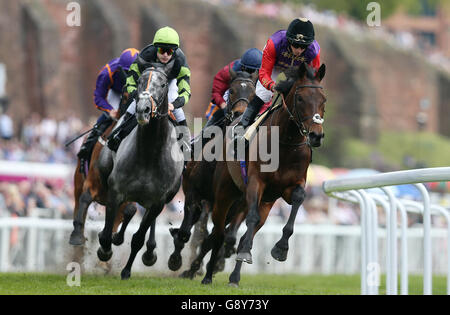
[153,26,180,48]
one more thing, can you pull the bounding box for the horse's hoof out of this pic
[179,270,195,279]
[111,233,124,246]
[236,252,252,264]
[121,268,131,280]
[97,247,113,262]
[142,251,157,267]
[168,253,182,271]
[228,282,239,288]
[201,277,212,285]
[271,245,288,262]
[224,246,236,258]
[169,228,179,238]
[69,232,85,246]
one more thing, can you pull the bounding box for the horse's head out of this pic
[136,62,173,125]
[276,62,326,147]
[227,68,258,121]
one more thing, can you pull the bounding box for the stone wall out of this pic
[0,0,448,142]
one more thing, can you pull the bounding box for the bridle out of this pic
[278,84,324,146]
[138,67,170,119]
[225,77,256,122]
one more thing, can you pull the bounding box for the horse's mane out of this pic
[275,62,317,96]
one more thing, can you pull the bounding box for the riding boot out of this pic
[235,96,264,131]
[107,112,137,152]
[231,96,264,158]
[177,119,192,159]
[77,119,112,160]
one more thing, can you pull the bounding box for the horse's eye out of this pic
[161,83,166,88]
[229,90,234,95]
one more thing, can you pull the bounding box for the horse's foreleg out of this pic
[70,189,93,246]
[121,203,163,280]
[142,219,157,267]
[112,203,137,246]
[236,180,265,264]
[224,211,245,258]
[272,186,306,262]
[97,194,120,262]
[201,227,225,285]
[168,200,201,271]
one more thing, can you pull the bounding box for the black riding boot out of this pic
[107,112,137,152]
[77,119,112,160]
[177,119,191,156]
[238,96,264,129]
[204,108,225,129]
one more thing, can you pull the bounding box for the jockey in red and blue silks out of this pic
[234,18,320,134]
[77,48,139,160]
[205,48,262,127]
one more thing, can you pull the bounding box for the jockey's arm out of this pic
[259,39,277,92]
[173,65,191,109]
[125,60,141,98]
[94,71,115,113]
[211,62,233,108]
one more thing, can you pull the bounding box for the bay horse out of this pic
[96,62,184,280]
[184,62,326,285]
[69,108,137,247]
[168,69,258,272]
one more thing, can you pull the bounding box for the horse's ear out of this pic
[298,62,307,78]
[316,64,326,82]
[229,66,237,81]
[251,70,259,84]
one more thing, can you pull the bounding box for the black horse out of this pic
[96,62,184,279]
[168,69,258,273]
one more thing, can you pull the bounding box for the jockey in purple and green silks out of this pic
[77,48,139,161]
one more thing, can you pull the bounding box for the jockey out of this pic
[107,26,191,152]
[205,48,263,128]
[234,18,320,135]
[77,48,139,160]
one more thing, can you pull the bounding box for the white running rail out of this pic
[323,167,450,295]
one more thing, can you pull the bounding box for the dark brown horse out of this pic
[69,115,137,247]
[184,62,326,285]
[168,70,258,272]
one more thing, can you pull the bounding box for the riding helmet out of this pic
[240,48,263,70]
[286,18,315,45]
[153,26,180,50]
[118,48,140,71]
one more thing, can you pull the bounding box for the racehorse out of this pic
[168,69,258,273]
[96,62,184,280]
[184,62,326,285]
[69,116,137,247]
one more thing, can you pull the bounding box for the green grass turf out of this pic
[0,273,447,295]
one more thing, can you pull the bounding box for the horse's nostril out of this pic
[144,107,151,114]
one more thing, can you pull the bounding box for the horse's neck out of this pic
[136,118,170,161]
[273,99,306,145]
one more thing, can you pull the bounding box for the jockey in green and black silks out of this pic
[107,26,192,152]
